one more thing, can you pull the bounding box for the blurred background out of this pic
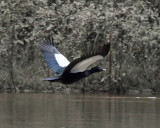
[0,0,159,94]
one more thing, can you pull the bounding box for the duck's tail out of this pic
[41,76,61,82]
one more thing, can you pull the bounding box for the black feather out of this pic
[63,43,110,74]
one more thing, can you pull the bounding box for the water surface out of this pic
[0,93,160,128]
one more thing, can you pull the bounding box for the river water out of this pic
[0,93,160,128]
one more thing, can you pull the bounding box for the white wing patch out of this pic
[55,53,70,67]
[70,55,103,73]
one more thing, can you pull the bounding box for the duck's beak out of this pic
[103,68,106,71]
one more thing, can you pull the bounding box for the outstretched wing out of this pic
[39,38,70,74]
[63,42,110,73]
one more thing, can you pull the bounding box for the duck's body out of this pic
[39,37,110,84]
[62,71,89,84]
[44,66,104,84]
[47,72,87,84]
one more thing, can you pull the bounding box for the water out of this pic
[0,93,160,128]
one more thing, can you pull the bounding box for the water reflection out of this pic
[0,93,160,128]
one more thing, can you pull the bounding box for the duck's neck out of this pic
[84,67,97,76]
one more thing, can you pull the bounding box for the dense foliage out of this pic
[0,0,160,93]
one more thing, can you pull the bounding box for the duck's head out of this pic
[91,66,106,73]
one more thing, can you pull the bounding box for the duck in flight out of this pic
[39,38,110,84]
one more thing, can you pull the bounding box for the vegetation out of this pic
[0,0,159,94]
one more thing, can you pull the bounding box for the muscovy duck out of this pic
[39,38,110,84]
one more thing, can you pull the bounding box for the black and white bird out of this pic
[39,38,110,84]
